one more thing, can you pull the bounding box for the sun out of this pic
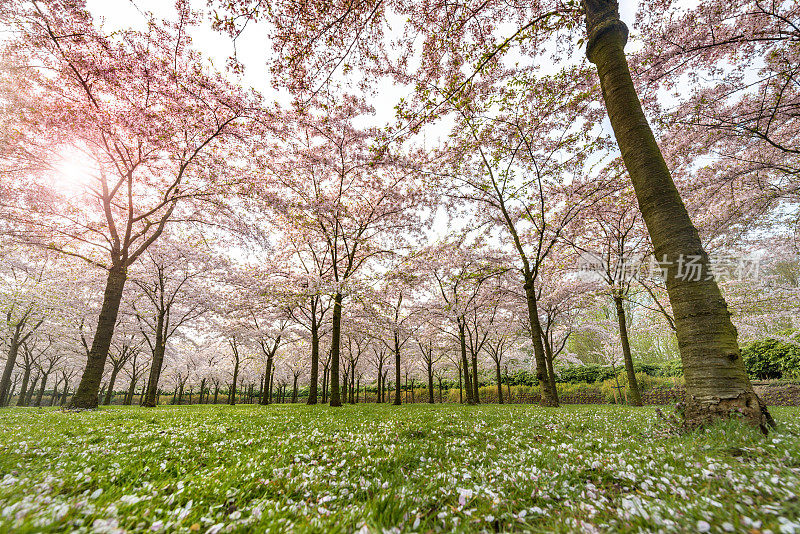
[53,148,97,192]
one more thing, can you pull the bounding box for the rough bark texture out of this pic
[583,0,773,430]
[0,339,21,406]
[614,295,643,406]
[69,265,127,409]
[427,360,435,404]
[329,292,343,407]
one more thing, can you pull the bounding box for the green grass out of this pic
[0,404,799,533]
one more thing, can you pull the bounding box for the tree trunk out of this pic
[125,375,137,406]
[50,379,60,407]
[496,361,504,405]
[35,373,48,407]
[0,339,21,406]
[471,352,480,404]
[542,335,560,406]
[25,374,39,406]
[307,300,320,405]
[393,332,402,405]
[213,385,219,404]
[229,358,240,406]
[70,264,127,409]
[16,365,31,407]
[459,323,474,404]
[376,362,383,403]
[292,375,298,403]
[427,360,434,404]
[523,280,558,407]
[199,378,206,405]
[458,363,463,404]
[103,367,120,405]
[142,312,167,407]
[614,295,643,406]
[438,377,443,403]
[583,0,772,430]
[329,292,344,407]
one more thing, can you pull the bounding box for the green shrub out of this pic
[742,337,800,380]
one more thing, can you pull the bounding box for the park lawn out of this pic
[0,404,799,533]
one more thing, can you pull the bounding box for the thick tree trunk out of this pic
[393,332,402,405]
[70,264,127,409]
[583,0,772,430]
[213,385,219,404]
[103,367,120,405]
[496,361,504,404]
[0,339,21,406]
[329,292,343,407]
[614,295,642,406]
[523,280,558,407]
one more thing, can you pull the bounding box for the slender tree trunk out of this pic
[25,374,40,406]
[51,380,60,407]
[307,301,320,404]
[614,295,642,406]
[60,385,69,406]
[70,264,127,409]
[103,367,120,405]
[459,324,474,404]
[523,280,558,407]
[542,335,560,406]
[376,362,383,403]
[458,363,463,404]
[438,377,443,403]
[341,371,348,404]
[229,359,240,406]
[292,375,298,403]
[496,361,504,404]
[427,360,434,404]
[35,373,48,407]
[142,312,167,407]
[583,0,772,429]
[125,375,137,406]
[393,332,402,405]
[329,292,343,407]
[16,365,31,407]
[471,352,480,404]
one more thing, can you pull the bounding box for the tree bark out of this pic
[427,359,434,404]
[142,311,167,407]
[471,352,480,404]
[35,373,48,407]
[69,264,127,409]
[103,366,121,405]
[583,0,773,430]
[542,334,560,406]
[307,297,320,405]
[523,280,558,407]
[393,332,402,405]
[16,365,31,407]
[329,292,343,407]
[25,374,39,406]
[614,295,642,406]
[496,361,504,404]
[459,323,474,404]
[0,338,22,406]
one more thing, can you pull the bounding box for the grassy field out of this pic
[0,404,798,533]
